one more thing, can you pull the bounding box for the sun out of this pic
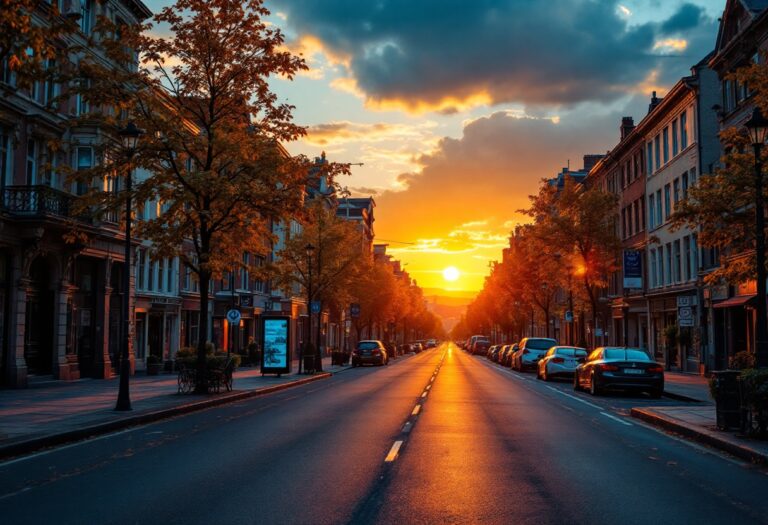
[443,266,460,282]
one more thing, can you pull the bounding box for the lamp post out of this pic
[745,108,768,368]
[304,243,315,374]
[115,122,144,411]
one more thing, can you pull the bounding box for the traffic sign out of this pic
[350,303,361,318]
[226,309,241,325]
[311,301,321,314]
[565,310,574,322]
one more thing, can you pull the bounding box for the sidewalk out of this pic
[0,357,348,459]
[631,405,768,465]
[663,372,712,403]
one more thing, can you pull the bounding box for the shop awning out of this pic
[713,294,756,309]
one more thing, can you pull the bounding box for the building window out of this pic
[26,139,37,185]
[241,253,249,290]
[683,236,691,281]
[672,119,679,156]
[253,255,265,293]
[634,199,641,233]
[0,131,10,186]
[75,147,93,194]
[680,111,688,149]
[673,178,680,208]
[648,194,655,229]
[646,143,653,175]
[650,249,657,288]
[662,127,669,164]
[664,184,671,220]
[691,235,699,279]
[682,171,689,199]
[665,243,673,286]
[689,166,697,186]
[639,196,645,232]
[658,245,665,287]
[655,190,662,226]
[136,249,147,291]
[80,0,92,34]
[674,240,681,283]
[654,135,661,170]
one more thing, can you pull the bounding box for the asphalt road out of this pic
[2,343,768,524]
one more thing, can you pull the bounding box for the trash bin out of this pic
[711,370,741,430]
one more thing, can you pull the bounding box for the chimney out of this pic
[620,116,635,141]
[648,91,662,114]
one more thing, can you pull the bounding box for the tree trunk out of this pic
[195,268,211,394]
[315,300,323,372]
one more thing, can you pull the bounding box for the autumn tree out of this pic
[71,0,346,392]
[348,259,398,340]
[523,177,621,343]
[0,0,76,91]
[273,199,364,371]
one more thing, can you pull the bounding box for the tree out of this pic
[273,200,364,371]
[0,1,75,90]
[523,177,621,344]
[71,0,346,392]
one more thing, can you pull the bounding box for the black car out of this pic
[574,347,664,397]
[351,340,389,366]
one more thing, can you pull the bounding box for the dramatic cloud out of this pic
[273,0,717,112]
[304,120,438,146]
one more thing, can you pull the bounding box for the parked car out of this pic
[467,335,489,352]
[500,344,518,366]
[574,347,664,397]
[536,346,587,381]
[510,338,558,372]
[411,342,424,353]
[351,340,389,367]
[472,339,491,355]
[487,345,500,360]
[489,345,504,363]
[425,339,437,348]
[399,343,413,354]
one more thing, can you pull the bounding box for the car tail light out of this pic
[598,364,619,371]
[372,349,381,355]
[522,349,530,354]
[647,364,664,373]
[552,357,564,363]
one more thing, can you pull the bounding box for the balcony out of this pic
[3,185,73,218]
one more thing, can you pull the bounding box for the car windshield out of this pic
[527,339,557,350]
[357,342,379,350]
[556,348,587,357]
[604,348,651,361]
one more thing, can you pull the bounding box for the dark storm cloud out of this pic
[273,0,717,108]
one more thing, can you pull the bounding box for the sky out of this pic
[144,0,726,293]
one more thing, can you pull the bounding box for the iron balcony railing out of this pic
[3,185,73,217]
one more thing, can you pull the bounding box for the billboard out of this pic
[623,250,643,289]
[261,315,291,375]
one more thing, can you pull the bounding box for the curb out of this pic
[0,372,331,462]
[630,407,768,465]
[663,390,706,403]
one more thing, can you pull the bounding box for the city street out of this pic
[2,343,768,525]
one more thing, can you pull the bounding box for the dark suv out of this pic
[351,340,389,367]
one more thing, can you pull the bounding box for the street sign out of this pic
[311,301,321,314]
[226,308,241,325]
[678,306,694,327]
[565,310,574,322]
[350,303,361,318]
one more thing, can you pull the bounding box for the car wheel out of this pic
[536,368,542,380]
[543,368,550,382]
[589,372,601,396]
[573,374,581,391]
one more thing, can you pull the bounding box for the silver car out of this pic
[511,337,558,371]
[536,346,587,381]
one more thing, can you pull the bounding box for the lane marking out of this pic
[421,391,428,398]
[402,422,412,433]
[425,384,431,390]
[385,440,403,462]
[549,389,602,410]
[411,405,421,416]
[600,411,633,426]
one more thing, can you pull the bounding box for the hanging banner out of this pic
[261,315,291,375]
[623,250,643,289]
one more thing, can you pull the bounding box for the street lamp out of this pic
[304,243,315,374]
[115,122,144,411]
[745,108,768,368]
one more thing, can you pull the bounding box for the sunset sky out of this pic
[146,0,724,293]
